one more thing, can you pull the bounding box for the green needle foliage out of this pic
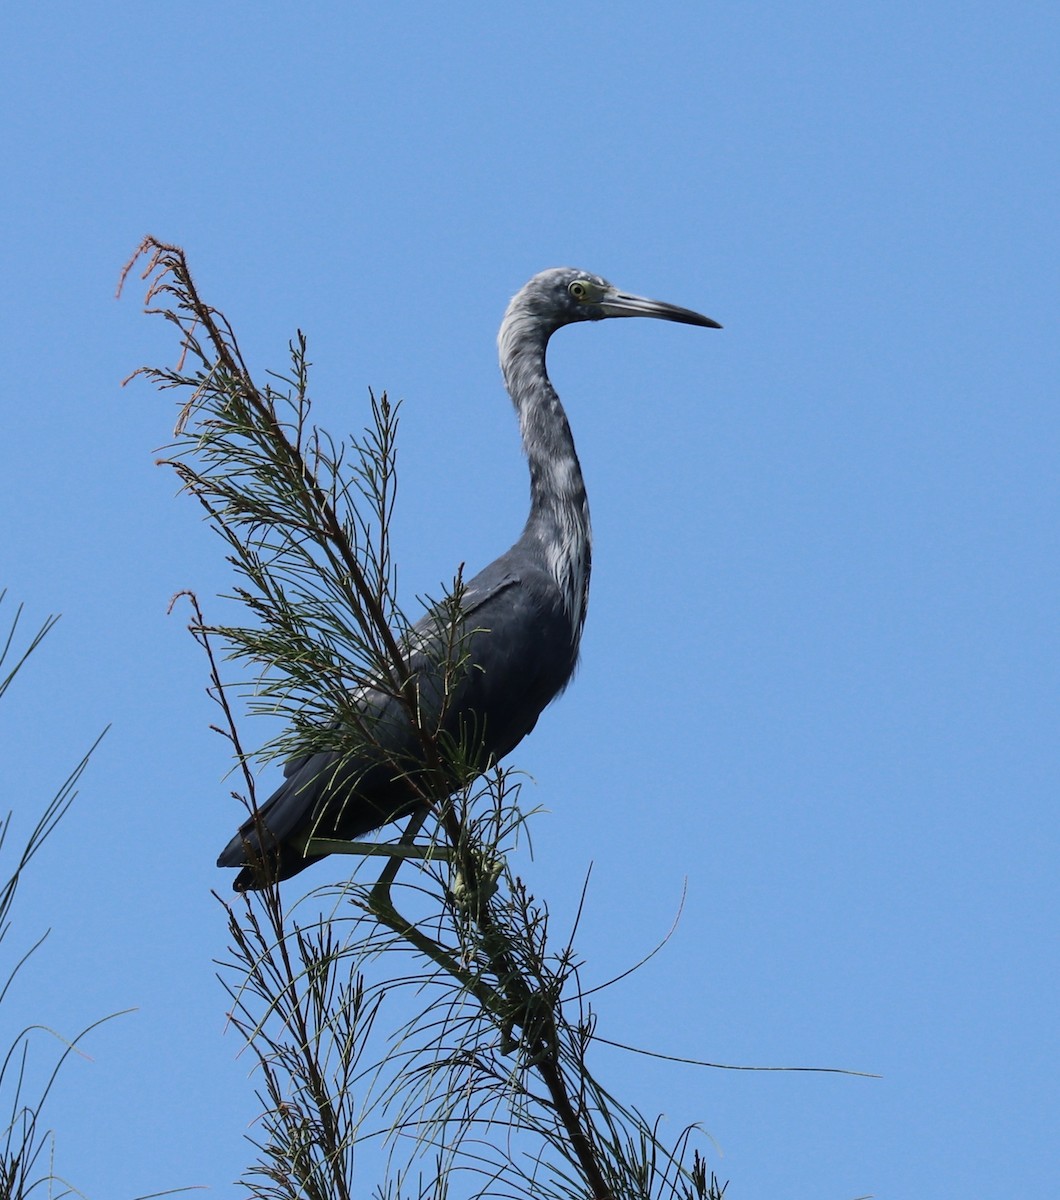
[123,237,727,1200]
[0,594,112,1200]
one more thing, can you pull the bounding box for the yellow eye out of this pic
[569,280,589,301]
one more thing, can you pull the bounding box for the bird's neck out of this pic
[498,309,592,637]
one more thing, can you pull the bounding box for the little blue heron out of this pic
[218,268,719,890]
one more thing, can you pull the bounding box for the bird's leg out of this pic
[368,807,430,907]
[345,810,516,1026]
[313,813,546,1061]
[305,819,452,865]
[304,808,446,911]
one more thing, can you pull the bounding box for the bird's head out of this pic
[510,267,721,333]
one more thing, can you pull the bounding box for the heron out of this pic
[218,268,719,890]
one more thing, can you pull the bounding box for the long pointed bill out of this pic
[600,289,721,329]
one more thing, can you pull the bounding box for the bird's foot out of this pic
[450,849,504,915]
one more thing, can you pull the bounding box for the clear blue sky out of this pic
[2,4,1057,1196]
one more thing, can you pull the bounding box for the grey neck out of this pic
[498,307,592,637]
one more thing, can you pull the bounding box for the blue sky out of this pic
[2,3,1057,1196]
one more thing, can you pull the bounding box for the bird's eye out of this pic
[569,280,589,301]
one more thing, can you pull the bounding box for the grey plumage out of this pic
[218,268,719,890]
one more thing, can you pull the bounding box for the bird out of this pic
[218,268,720,890]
